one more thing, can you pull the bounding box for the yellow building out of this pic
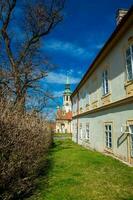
[71,7,133,165]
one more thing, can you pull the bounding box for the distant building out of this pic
[56,76,72,133]
[71,7,133,165]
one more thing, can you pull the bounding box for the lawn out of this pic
[53,132,72,137]
[28,139,133,200]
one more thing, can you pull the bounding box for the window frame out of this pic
[85,92,90,105]
[125,44,133,81]
[79,123,82,139]
[102,69,109,96]
[86,123,90,140]
[129,125,133,158]
[105,123,113,149]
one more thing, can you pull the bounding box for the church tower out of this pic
[63,75,72,113]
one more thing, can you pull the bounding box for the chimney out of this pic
[116,9,128,25]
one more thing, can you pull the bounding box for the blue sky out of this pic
[42,0,132,111]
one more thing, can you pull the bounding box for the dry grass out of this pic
[0,100,52,200]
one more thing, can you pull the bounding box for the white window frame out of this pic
[79,124,82,139]
[102,70,109,96]
[105,123,112,149]
[86,123,90,140]
[75,123,77,133]
[129,125,133,157]
[86,92,90,105]
[126,45,133,81]
[72,123,74,133]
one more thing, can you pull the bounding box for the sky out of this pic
[42,0,132,114]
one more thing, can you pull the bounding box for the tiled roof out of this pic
[56,109,72,120]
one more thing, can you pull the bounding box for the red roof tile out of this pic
[56,109,72,120]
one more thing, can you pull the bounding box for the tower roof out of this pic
[64,74,71,95]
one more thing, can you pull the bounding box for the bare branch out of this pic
[0,0,65,111]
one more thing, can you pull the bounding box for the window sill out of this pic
[72,112,76,116]
[91,100,98,109]
[79,108,83,114]
[92,100,98,103]
[124,80,133,96]
[104,147,113,154]
[101,93,111,106]
[101,92,111,99]
[124,79,133,86]
[84,139,90,142]
[86,103,90,107]
[86,104,90,111]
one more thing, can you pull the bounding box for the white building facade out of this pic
[71,8,133,165]
[56,76,72,133]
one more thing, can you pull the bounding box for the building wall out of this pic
[72,25,133,114]
[71,15,133,164]
[72,103,133,163]
[56,120,71,133]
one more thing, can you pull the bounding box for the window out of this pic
[126,45,133,81]
[93,78,98,102]
[129,125,133,157]
[79,124,82,139]
[86,92,90,105]
[72,123,74,132]
[75,123,77,132]
[102,70,109,95]
[66,96,68,101]
[105,123,112,149]
[75,123,78,137]
[86,123,89,140]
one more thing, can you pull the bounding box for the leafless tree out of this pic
[0,0,65,111]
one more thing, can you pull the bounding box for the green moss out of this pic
[28,139,133,200]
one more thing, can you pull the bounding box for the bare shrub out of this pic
[0,100,52,199]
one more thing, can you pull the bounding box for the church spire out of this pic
[63,72,72,113]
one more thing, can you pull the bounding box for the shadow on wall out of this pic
[117,132,128,147]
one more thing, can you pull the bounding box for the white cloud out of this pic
[54,90,64,97]
[44,39,93,59]
[46,72,80,85]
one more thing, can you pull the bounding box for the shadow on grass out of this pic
[24,158,53,199]
[51,140,73,153]
[23,143,55,199]
[121,198,133,200]
[25,140,72,199]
